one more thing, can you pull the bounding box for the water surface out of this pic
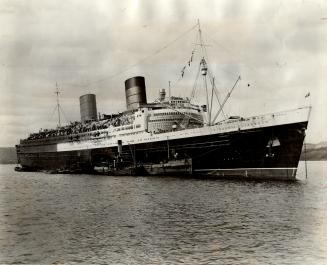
[0,161,326,264]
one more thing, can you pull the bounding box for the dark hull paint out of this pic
[16,121,307,180]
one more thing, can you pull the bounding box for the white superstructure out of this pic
[56,106,311,152]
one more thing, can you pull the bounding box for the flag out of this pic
[305,92,310,98]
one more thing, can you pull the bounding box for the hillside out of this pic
[300,142,327,161]
[301,147,327,160]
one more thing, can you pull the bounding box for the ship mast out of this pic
[196,19,240,126]
[55,82,61,127]
[200,58,209,124]
[197,20,211,125]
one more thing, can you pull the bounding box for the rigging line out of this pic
[55,83,61,127]
[59,105,70,124]
[169,32,200,92]
[209,77,215,124]
[208,35,279,91]
[212,75,241,124]
[206,36,245,78]
[49,105,59,124]
[199,31,237,119]
[170,27,200,93]
[207,36,238,61]
[209,35,267,75]
[68,23,198,88]
[191,62,201,99]
[195,26,228,120]
[200,30,211,67]
[207,69,227,119]
[199,39,224,120]
[197,20,206,59]
[197,25,227,81]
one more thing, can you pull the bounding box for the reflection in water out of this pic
[0,161,326,264]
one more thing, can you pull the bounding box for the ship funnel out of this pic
[79,94,98,122]
[159,89,166,101]
[125,76,147,110]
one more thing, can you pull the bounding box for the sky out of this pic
[0,0,326,146]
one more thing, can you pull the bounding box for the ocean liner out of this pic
[15,24,311,180]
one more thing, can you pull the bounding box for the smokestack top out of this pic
[125,76,145,90]
[80,93,96,99]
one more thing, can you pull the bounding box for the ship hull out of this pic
[16,120,308,180]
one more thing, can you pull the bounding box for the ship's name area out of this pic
[56,107,309,152]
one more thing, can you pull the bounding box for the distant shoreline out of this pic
[300,145,327,161]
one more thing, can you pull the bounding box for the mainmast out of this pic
[196,19,240,126]
[200,58,210,124]
[198,20,211,125]
[55,82,61,127]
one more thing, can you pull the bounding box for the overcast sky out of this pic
[0,0,326,146]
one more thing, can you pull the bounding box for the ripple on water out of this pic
[0,162,327,264]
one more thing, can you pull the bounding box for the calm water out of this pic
[0,162,326,265]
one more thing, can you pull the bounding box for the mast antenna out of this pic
[197,19,205,54]
[168,81,171,98]
[55,82,61,127]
